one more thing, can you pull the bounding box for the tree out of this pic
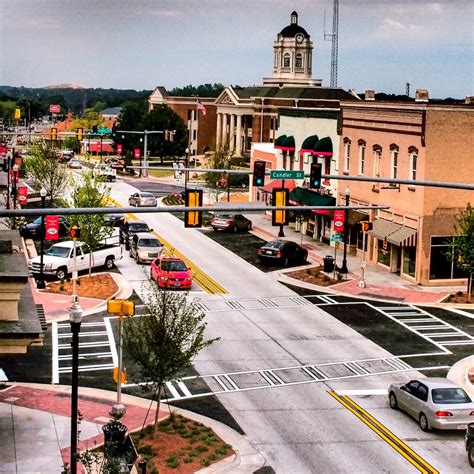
[23,141,67,206]
[451,202,474,301]
[123,287,219,438]
[65,171,114,275]
[203,147,232,203]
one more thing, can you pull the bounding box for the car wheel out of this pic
[247,222,252,231]
[233,225,238,233]
[419,413,430,432]
[105,257,114,270]
[389,392,398,410]
[468,444,474,468]
[135,256,140,264]
[302,251,308,263]
[56,267,67,281]
[283,257,289,267]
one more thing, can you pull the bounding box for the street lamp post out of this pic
[185,147,189,191]
[37,187,47,289]
[340,186,350,275]
[5,151,12,210]
[69,300,83,474]
[11,163,19,229]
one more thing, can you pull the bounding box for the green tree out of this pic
[123,287,219,438]
[23,141,67,206]
[451,202,474,301]
[65,171,114,276]
[203,147,232,203]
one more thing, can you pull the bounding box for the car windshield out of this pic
[215,214,233,219]
[139,239,160,247]
[161,260,187,272]
[130,224,149,233]
[46,246,71,258]
[432,387,472,404]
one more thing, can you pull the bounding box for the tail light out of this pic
[226,220,232,225]
[435,411,453,417]
[257,248,262,255]
[275,251,282,257]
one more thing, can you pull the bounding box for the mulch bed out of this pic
[286,265,339,287]
[43,273,118,299]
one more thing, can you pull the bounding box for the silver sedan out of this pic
[388,377,474,431]
[128,192,157,207]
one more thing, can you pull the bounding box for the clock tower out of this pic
[263,11,321,87]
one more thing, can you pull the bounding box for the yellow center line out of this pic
[107,197,227,295]
[328,390,439,474]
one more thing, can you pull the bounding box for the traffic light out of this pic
[253,161,266,187]
[185,189,203,228]
[77,128,83,141]
[360,222,373,233]
[113,367,127,384]
[111,125,117,139]
[164,130,175,142]
[51,127,57,141]
[70,227,81,240]
[272,188,289,226]
[309,162,322,190]
[92,125,98,134]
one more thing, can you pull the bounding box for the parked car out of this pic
[128,192,157,207]
[129,232,163,264]
[466,423,474,467]
[119,220,153,250]
[257,240,308,266]
[211,213,252,232]
[104,210,124,227]
[28,240,123,280]
[20,216,69,239]
[68,159,82,169]
[388,378,474,431]
[59,150,74,163]
[151,257,192,289]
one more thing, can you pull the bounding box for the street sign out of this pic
[330,233,344,243]
[270,170,304,180]
[98,127,111,135]
[49,104,60,113]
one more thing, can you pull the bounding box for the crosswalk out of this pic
[52,319,117,384]
[368,303,474,352]
[123,355,448,402]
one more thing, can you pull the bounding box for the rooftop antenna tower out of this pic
[324,0,340,87]
[406,82,411,97]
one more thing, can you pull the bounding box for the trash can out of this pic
[323,256,334,273]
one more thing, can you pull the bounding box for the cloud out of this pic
[133,8,178,18]
[18,17,62,30]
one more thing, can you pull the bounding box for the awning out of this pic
[313,209,334,217]
[289,187,336,207]
[274,135,287,149]
[280,135,295,152]
[313,136,333,157]
[368,219,417,246]
[348,210,368,226]
[260,179,296,193]
[387,226,417,247]
[299,135,319,154]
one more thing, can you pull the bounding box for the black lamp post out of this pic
[184,147,189,191]
[69,300,83,474]
[340,186,350,275]
[37,187,47,289]
[11,163,19,229]
[5,152,11,210]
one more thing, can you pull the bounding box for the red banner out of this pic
[134,148,140,159]
[117,144,122,155]
[333,210,345,232]
[45,215,60,241]
[49,104,60,113]
[9,169,19,182]
[17,186,28,206]
[96,141,102,152]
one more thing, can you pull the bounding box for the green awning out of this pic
[281,135,295,151]
[300,135,319,154]
[274,135,287,149]
[289,187,336,207]
[313,136,333,157]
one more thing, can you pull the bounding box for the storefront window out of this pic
[377,239,391,266]
[402,246,416,277]
[429,236,468,279]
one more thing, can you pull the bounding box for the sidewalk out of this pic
[247,211,467,306]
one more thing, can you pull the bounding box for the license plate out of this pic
[457,424,467,430]
[265,250,272,255]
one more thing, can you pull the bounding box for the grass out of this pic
[148,169,174,178]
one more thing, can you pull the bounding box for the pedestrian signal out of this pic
[309,162,322,190]
[77,128,83,141]
[113,367,127,384]
[272,188,289,226]
[185,189,203,228]
[360,222,373,233]
[253,161,266,187]
[70,227,81,240]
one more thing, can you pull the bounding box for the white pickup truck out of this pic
[28,240,123,280]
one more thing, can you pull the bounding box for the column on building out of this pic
[222,113,228,149]
[236,115,242,156]
[216,113,222,148]
[229,114,235,153]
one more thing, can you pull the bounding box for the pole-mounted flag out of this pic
[197,102,206,116]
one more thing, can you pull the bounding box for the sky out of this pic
[0,0,473,98]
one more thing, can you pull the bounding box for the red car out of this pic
[151,257,193,289]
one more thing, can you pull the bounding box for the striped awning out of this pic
[369,219,417,247]
[299,135,319,154]
[313,137,333,157]
[274,135,287,149]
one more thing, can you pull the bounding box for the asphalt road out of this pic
[104,178,469,473]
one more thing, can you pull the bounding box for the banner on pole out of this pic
[45,215,60,241]
[333,210,345,232]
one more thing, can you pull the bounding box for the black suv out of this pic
[20,216,69,239]
[119,220,153,249]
